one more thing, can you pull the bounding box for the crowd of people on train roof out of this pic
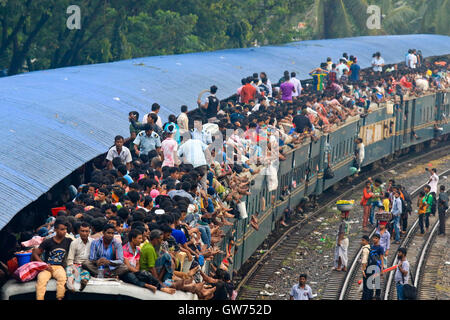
[0,49,448,300]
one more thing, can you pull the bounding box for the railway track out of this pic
[337,169,449,300]
[385,203,449,300]
[237,145,450,300]
[415,208,449,300]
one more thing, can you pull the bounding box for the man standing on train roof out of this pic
[372,52,385,73]
[142,103,163,128]
[133,124,162,159]
[106,135,132,171]
[197,85,220,123]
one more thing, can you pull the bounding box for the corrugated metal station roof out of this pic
[1,34,450,230]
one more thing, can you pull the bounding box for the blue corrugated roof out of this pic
[1,34,450,230]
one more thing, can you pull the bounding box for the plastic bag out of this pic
[13,261,48,282]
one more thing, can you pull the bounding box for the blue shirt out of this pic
[123,174,133,185]
[290,284,313,300]
[171,229,187,245]
[89,237,124,270]
[350,63,360,81]
[376,230,390,253]
[391,197,402,216]
[133,131,161,155]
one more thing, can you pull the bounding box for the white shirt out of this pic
[357,143,365,163]
[289,77,302,97]
[290,284,313,300]
[67,237,92,265]
[372,57,385,72]
[394,259,410,285]
[142,112,163,128]
[336,63,349,79]
[177,138,208,168]
[191,128,212,145]
[407,54,417,69]
[415,78,429,91]
[429,173,439,194]
[106,145,132,165]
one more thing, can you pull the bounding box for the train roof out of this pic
[1,34,450,230]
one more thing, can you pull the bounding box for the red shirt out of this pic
[240,84,256,104]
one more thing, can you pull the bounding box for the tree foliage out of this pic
[313,0,450,39]
[0,0,448,76]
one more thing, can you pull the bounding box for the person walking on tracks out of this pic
[423,185,434,233]
[394,247,410,300]
[438,185,449,236]
[361,234,385,300]
[334,230,348,271]
[368,178,384,226]
[417,190,428,235]
[361,180,374,232]
[376,221,390,265]
[391,190,403,244]
[290,274,314,300]
[399,185,413,234]
[426,168,439,216]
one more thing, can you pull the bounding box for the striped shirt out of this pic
[309,70,328,91]
[377,230,390,253]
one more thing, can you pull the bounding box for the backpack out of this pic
[403,284,417,300]
[367,247,382,268]
[402,190,413,212]
[399,196,408,216]
[425,193,435,213]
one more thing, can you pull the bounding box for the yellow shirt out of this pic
[383,199,390,212]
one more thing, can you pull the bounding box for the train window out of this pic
[348,138,352,156]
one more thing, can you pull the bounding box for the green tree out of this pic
[313,0,374,39]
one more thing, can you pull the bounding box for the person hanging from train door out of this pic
[354,137,365,173]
